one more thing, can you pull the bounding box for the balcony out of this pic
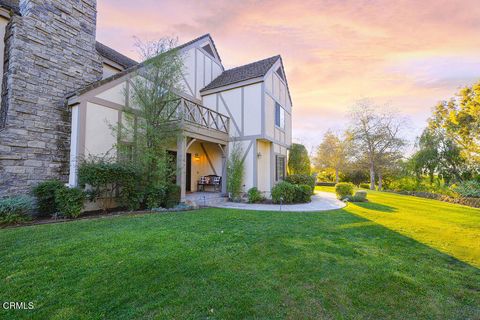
[174,97,230,143]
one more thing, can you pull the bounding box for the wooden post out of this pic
[176,134,187,203]
[221,143,229,195]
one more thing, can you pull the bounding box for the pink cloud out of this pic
[96,0,480,150]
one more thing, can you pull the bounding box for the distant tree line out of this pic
[313,80,480,197]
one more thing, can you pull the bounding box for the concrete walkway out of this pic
[212,191,346,212]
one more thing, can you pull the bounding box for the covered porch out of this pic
[174,98,230,202]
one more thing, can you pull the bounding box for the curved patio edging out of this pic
[212,191,346,212]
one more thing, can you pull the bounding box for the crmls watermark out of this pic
[2,302,34,310]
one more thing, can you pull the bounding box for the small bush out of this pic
[359,183,371,189]
[285,174,316,194]
[55,187,85,218]
[352,190,368,202]
[144,185,167,209]
[335,182,354,199]
[32,180,65,216]
[0,196,35,225]
[247,187,264,203]
[455,180,480,198]
[295,184,312,203]
[271,181,297,204]
[165,184,181,208]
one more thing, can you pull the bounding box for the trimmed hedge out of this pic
[335,183,354,199]
[32,180,65,216]
[272,182,296,204]
[272,181,312,204]
[0,196,35,225]
[285,174,315,194]
[316,182,336,187]
[388,190,480,208]
[55,187,85,218]
[295,184,312,203]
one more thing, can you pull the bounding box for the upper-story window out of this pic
[275,102,285,129]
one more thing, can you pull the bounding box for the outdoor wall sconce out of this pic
[194,153,200,160]
[257,152,262,158]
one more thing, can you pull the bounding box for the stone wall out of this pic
[0,0,102,197]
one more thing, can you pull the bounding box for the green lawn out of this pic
[1,190,479,319]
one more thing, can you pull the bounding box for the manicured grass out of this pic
[318,186,480,268]
[1,192,479,319]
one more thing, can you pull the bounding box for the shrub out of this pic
[455,180,480,198]
[287,143,311,175]
[271,181,296,204]
[78,159,140,211]
[335,182,354,199]
[285,174,316,194]
[165,184,181,208]
[0,196,35,225]
[352,190,368,202]
[295,184,312,203]
[247,187,264,203]
[359,183,370,189]
[144,185,167,209]
[227,143,245,201]
[54,187,85,218]
[32,180,65,216]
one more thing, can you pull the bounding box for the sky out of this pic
[97,0,480,154]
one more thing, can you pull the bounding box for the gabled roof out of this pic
[200,55,280,92]
[177,33,222,63]
[96,42,137,69]
[68,34,222,99]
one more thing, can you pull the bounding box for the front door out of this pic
[186,153,191,192]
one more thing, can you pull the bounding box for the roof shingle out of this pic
[200,55,280,92]
[95,41,137,69]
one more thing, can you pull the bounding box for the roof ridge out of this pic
[224,55,280,73]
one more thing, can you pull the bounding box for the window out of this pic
[275,102,285,129]
[275,155,285,181]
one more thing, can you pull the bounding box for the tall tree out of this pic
[348,101,406,190]
[429,81,480,164]
[116,37,184,189]
[410,127,468,184]
[314,130,347,183]
[288,143,311,175]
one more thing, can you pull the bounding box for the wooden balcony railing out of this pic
[175,97,230,134]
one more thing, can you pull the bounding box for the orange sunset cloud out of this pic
[96,0,480,152]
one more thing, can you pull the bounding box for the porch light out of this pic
[257,152,262,158]
[194,153,200,160]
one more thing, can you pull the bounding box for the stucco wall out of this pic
[102,63,121,79]
[84,102,118,158]
[257,140,271,193]
[181,41,223,100]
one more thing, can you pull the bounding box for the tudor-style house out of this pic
[0,0,292,202]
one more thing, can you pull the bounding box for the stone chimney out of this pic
[0,0,102,197]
